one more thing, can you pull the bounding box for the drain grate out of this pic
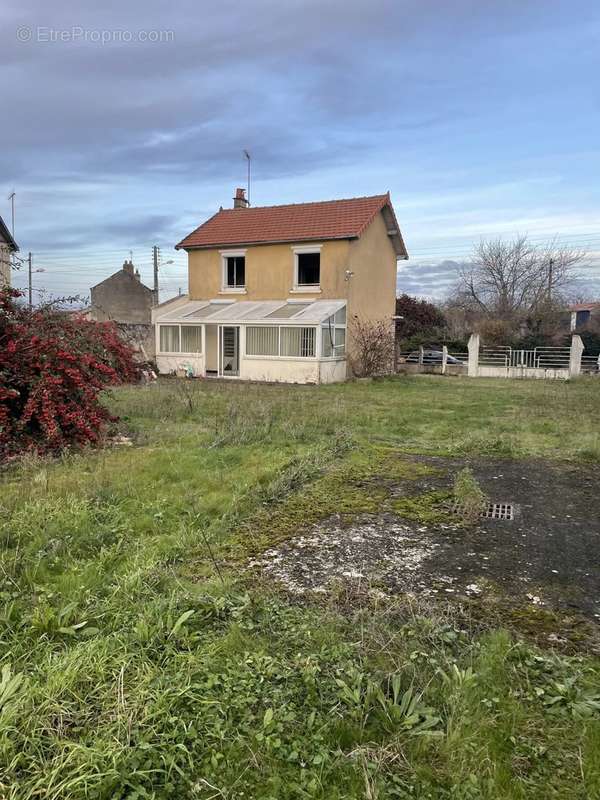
[482,502,514,520]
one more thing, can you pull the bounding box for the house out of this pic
[89,259,155,359]
[153,190,408,382]
[570,301,600,332]
[0,215,18,286]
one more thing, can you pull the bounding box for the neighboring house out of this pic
[89,259,155,359]
[0,215,18,286]
[570,301,600,332]
[153,190,408,382]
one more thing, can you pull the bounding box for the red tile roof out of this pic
[569,302,600,311]
[176,193,405,254]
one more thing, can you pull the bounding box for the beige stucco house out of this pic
[0,215,18,286]
[153,190,408,383]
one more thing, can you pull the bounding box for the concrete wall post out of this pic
[569,335,584,378]
[442,345,448,374]
[467,333,480,377]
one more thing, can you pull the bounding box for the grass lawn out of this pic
[1,375,599,799]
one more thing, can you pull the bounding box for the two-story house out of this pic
[153,190,407,383]
[0,215,18,287]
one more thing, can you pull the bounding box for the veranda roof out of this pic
[156,299,346,325]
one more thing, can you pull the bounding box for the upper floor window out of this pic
[292,245,322,291]
[220,249,246,292]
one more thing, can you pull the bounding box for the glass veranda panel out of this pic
[281,327,315,357]
[246,326,279,356]
[181,326,202,353]
[160,325,180,352]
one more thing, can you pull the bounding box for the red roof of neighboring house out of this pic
[569,302,600,311]
[176,193,407,256]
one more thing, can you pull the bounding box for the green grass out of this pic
[1,375,599,799]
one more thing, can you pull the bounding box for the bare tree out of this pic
[453,235,584,322]
[348,317,395,377]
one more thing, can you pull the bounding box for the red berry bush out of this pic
[0,288,139,459]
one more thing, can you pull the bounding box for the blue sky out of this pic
[1,0,600,303]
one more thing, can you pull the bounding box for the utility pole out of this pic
[152,245,159,305]
[548,258,554,304]
[28,252,33,309]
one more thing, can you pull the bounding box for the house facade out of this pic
[0,215,18,286]
[89,260,155,359]
[570,301,600,332]
[153,191,407,382]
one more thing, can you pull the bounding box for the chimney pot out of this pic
[233,187,248,209]
[123,259,134,275]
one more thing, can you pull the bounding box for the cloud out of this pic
[1,0,599,299]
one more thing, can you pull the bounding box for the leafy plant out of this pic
[0,287,138,459]
[0,664,24,713]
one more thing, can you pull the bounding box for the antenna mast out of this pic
[243,150,251,206]
[7,192,15,237]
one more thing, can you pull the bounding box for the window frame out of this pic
[157,323,203,355]
[244,324,317,360]
[291,245,322,293]
[320,310,347,360]
[219,249,247,294]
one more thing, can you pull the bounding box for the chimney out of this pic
[233,187,248,209]
[123,259,134,276]
[134,269,141,282]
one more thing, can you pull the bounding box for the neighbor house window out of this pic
[321,308,346,357]
[292,245,322,290]
[221,250,246,291]
[245,325,316,358]
[159,324,202,353]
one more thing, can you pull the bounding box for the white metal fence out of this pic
[395,336,599,379]
[479,346,571,370]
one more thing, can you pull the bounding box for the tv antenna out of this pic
[243,149,251,206]
[7,192,15,237]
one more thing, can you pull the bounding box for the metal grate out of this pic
[482,502,514,520]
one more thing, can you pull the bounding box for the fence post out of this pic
[418,346,424,365]
[467,333,480,377]
[569,335,584,378]
[441,345,448,374]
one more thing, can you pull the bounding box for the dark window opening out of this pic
[226,256,245,288]
[297,252,320,286]
[576,310,591,329]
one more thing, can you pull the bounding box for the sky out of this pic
[1,0,600,304]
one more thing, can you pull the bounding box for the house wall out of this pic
[0,244,11,286]
[347,211,397,323]
[90,271,153,324]
[345,211,398,374]
[318,360,348,383]
[156,353,205,376]
[187,239,351,301]
[116,323,155,360]
[240,357,320,383]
